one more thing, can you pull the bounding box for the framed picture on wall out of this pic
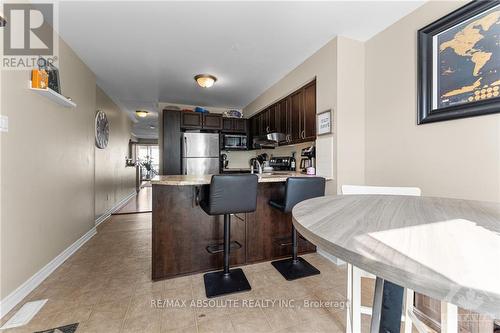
[417,0,500,124]
[317,109,332,136]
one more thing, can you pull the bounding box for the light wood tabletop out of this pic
[292,195,500,318]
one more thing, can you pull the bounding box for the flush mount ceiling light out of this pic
[194,74,217,88]
[135,110,148,118]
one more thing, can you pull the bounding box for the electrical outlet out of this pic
[0,115,8,132]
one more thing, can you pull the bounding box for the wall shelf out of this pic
[29,82,77,108]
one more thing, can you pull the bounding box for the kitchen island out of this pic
[151,172,319,280]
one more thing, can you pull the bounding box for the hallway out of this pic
[114,186,153,215]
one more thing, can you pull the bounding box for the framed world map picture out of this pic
[417,0,500,124]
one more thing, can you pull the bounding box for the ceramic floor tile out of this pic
[1,212,366,333]
[229,308,272,333]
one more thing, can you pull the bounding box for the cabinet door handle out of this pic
[266,126,270,133]
[301,130,305,139]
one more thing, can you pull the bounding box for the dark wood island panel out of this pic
[152,182,316,280]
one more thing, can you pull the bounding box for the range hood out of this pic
[252,132,286,149]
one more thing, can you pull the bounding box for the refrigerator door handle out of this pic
[184,136,188,157]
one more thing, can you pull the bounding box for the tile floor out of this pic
[1,213,377,333]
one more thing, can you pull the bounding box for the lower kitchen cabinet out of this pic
[245,183,316,263]
[152,182,316,280]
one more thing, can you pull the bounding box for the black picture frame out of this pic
[417,0,500,124]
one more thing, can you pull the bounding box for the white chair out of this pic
[342,185,421,333]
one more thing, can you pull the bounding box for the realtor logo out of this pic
[3,3,53,55]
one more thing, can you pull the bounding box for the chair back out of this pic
[341,185,421,196]
[201,174,259,215]
[283,177,326,213]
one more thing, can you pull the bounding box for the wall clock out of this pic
[95,110,109,149]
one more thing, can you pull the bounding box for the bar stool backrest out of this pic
[202,174,259,215]
[283,177,326,213]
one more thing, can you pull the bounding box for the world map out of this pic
[437,5,500,108]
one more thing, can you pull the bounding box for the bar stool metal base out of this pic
[203,268,251,298]
[271,257,320,281]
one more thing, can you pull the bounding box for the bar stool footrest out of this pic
[271,257,320,281]
[203,268,251,298]
[206,241,242,254]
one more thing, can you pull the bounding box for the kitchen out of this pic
[153,79,326,285]
[2,1,499,332]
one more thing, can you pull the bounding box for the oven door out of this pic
[223,135,247,150]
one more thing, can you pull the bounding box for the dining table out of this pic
[292,194,500,333]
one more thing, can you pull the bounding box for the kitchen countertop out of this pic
[151,171,322,186]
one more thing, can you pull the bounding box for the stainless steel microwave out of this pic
[222,134,247,150]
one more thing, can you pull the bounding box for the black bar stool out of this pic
[200,174,258,298]
[269,177,325,280]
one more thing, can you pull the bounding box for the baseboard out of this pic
[317,247,346,266]
[94,191,136,227]
[0,226,97,318]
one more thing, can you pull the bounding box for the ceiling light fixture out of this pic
[194,74,217,88]
[135,110,148,118]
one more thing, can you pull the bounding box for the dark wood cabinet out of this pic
[153,185,246,279]
[221,118,247,134]
[162,110,182,175]
[277,97,291,144]
[222,117,233,131]
[181,112,222,130]
[233,118,247,133]
[303,81,317,141]
[181,112,203,129]
[248,79,316,148]
[268,104,278,133]
[290,90,303,143]
[152,182,316,280]
[202,114,222,130]
[245,183,316,263]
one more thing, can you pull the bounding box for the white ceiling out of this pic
[58,1,424,138]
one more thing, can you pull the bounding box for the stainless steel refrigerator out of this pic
[181,132,220,175]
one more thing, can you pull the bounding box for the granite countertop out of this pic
[151,171,322,186]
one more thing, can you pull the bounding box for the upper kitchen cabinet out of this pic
[248,79,316,147]
[181,112,222,130]
[181,112,203,129]
[290,89,303,143]
[202,114,223,130]
[222,118,247,134]
[302,81,316,142]
[277,97,290,144]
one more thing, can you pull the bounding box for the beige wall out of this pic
[243,39,338,194]
[1,39,96,298]
[95,87,136,219]
[364,0,500,202]
[336,37,365,192]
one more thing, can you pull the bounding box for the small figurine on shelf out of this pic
[31,68,48,89]
[31,57,61,93]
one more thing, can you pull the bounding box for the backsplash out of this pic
[223,141,314,169]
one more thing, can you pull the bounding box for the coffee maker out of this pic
[300,145,316,173]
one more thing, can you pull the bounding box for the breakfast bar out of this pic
[151,172,319,280]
